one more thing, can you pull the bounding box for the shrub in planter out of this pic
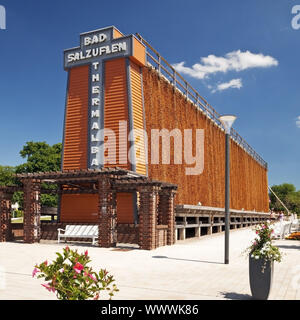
[33,246,119,300]
[246,221,282,300]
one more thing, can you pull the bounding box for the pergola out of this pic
[0,168,177,250]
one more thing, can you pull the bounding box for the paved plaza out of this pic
[0,228,299,300]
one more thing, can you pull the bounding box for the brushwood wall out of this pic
[142,67,269,212]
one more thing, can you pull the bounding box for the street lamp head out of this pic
[219,115,237,134]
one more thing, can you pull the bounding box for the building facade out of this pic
[60,26,269,225]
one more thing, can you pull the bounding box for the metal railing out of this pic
[136,33,268,169]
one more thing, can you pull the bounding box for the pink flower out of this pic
[59,268,64,273]
[84,250,88,257]
[42,283,55,293]
[73,262,84,274]
[88,273,96,282]
[65,246,70,251]
[32,267,39,278]
[44,260,48,266]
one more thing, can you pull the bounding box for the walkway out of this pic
[0,228,299,300]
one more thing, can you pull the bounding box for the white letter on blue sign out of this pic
[92,86,100,94]
[92,98,100,106]
[92,110,100,118]
[92,74,100,82]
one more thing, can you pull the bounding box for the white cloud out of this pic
[213,78,243,92]
[296,116,300,128]
[173,50,278,79]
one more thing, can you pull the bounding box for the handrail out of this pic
[136,33,268,169]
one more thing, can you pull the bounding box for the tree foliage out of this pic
[15,141,62,174]
[269,183,300,215]
[15,141,62,208]
[0,165,16,186]
[0,142,62,208]
[0,166,22,205]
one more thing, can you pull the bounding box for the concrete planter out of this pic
[249,255,273,300]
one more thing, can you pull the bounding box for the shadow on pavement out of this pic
[152,255,223,265]
[276,244,300,250]
[219,292,252,300]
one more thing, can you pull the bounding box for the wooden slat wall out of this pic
[61,65,96,222]
[131,38,146,67]
[130,61,147,175]
[117,193,134,223]
[142,67,269,212]
[103,59,134,223]
[62,65,89,170]
[113,28,124,39]
[60,194,98,223]
[104,58,130,169]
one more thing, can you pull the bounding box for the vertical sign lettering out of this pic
[90,61,103,167]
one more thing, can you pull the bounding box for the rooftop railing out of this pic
[136,33,268,169]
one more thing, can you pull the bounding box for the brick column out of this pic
[0,192,12,242]
[98,177,117,248]
[138,185,158,250]
[23,179,41,243]
[158,188,176,245]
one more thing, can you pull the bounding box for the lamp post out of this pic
[219,115,237,265]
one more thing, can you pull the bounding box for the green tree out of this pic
[286,190,300,215]
[0,166,23,207]
[16,141,62,174]
[269,183,300,215]
[15,141,62,208]
[0,165,16,186]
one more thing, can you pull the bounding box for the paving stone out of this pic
[0,229,299,300]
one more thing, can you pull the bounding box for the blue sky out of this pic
[0,0,299,188]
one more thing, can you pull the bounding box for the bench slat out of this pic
[60,225,98,237]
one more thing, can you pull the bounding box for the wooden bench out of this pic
[58,225,98,245]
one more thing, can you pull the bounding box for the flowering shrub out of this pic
[33,247,119,300]
[246,221,282,272]
[286,232,300,240]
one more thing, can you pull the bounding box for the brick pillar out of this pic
[23,179,41,243]
[158,188,176,245]
[139,185,158,250]
[0,192,12,242]
[98,177,117,248]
